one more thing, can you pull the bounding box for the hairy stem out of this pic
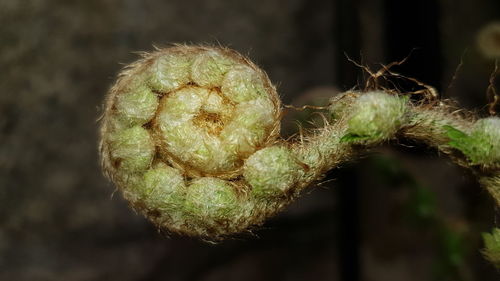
[99,45,500,267]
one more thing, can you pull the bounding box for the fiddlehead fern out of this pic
[99,45,500,266]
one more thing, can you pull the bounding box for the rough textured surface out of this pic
[3,0,500,280]
[471,117,500,164]
[100,47,499,245]
[443,117,500,168]
[0,1,339,279]
[244,146,303,197]
[100,46,285,238]
[341,91,407,142]
[108,126,155,172]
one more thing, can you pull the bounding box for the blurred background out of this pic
[1,0,500,280]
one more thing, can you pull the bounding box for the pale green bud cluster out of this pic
[184,178,239,224]
[339,91,407,142]
[155,84,275,175]
[114,84,159,127]
[243,146,303,198]
[105,46,279,177]
[149,51,192,92]
[135,163,186,227]
[108,126,154,172]
[101,46,281,237]
[191,49,236,87]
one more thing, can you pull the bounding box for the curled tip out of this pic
[100,46,283,237]
[100,45,500,254]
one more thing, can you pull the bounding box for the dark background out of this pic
[1,0,499,280]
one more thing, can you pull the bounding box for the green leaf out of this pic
[443,125,474,156]
[339,133,373,143]
[443,125,468,140]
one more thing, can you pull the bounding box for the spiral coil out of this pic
[100,45,500,267]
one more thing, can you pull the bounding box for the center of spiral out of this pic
[146,50,280,178]
[192,110,225,136]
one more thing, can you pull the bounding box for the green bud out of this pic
[149,52,193,93]
[115,85,159,126]
[191,50,236,87]
[139,163,185,207]
[344,91,407,142]
[108,126,155,172]
[184,177,239,221]
[244,146,303,197]
[221,65,266,103]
